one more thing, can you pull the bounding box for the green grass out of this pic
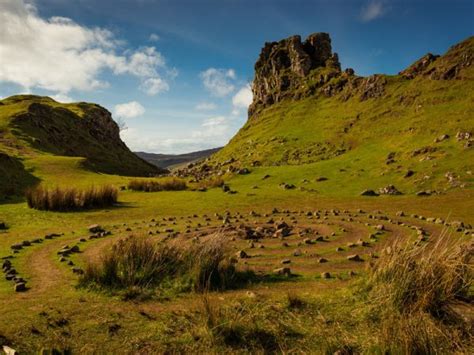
[0,39,473,353]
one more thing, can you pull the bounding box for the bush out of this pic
[25,185,118,211]
[79,235,251,293]
[127,177,187,192]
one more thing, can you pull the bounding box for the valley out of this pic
[0,31,472,353]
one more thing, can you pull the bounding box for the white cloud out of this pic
[149,33,160,41]
[114,101,145,119]
[121,115,235,154]
[199,68,236,97]
[51,93,74,103]
[141,77,169,95]
[231,84,253,115]
[0,0,173,95]
[195,102,217,111]
[360,1,387,22]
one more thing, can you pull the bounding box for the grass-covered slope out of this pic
[0,95,163,199]
[209,36,474,195]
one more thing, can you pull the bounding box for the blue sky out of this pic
[0,0,472,153]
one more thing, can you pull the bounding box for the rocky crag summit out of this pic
[249,33,340,115]
[249,32,473,117]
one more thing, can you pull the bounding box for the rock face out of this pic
[249,33,341,116]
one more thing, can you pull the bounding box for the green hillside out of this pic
[200,35,474,196]
[0,95,163,199]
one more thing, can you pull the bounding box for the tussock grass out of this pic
[79,235,252,294]
[362,231,473,353]
[25,184,118,211]
[198,176,224,189]
[127,177,187,192]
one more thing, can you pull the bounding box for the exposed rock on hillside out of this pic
[249,33,341,116]
[399,36,473,80]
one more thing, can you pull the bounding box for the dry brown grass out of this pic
[127,177,187,192]
[25,185,118,211]
[364,230,473,353]
[197,176,224,189]
[80,234,253,294]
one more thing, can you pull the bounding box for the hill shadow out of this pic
[0,153,40,205]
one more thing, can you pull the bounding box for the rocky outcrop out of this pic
[247,34,474,118]
[399,36,473,80]
[249,33,341,116]
[399,53,440,79]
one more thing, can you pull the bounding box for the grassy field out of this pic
[0,164,472,352]
[0,38,472,353]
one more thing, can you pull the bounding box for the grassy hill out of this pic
[0,95,164,199]
[201,35,474,196]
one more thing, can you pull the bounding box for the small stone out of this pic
[15,283,27,292]
[235,250,249,259]
[321,272,331,279]
[360,189,379,196]
[347,254,363,262]
[273,267,291,276]
[281,259,291,264]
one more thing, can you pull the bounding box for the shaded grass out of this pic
[25,185,118,211]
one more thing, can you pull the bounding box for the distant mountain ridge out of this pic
[136,147,221,169]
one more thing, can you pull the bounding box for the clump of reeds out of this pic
[127,177,187,192]
[79,235,252,293]
[25,185,118,211]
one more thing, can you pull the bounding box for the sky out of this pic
[0,0,473,154]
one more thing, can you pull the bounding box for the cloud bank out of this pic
[0,0,174,96]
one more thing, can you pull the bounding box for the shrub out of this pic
[79,235,251,293]
[25,185,118,211]
[127,177,187,192]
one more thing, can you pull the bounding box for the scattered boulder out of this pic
[434,134,450,143]
[360,189,379,197]
[273,267,291,276]
[14,283,27,292]
[88,224,104,233]
[378,185,402,195]
[235,250,249,259]
[347,254,363,262]
[321,272,331,279]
